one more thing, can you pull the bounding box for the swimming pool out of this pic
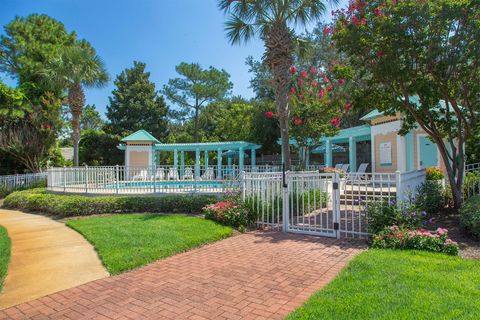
[106,180,236,189]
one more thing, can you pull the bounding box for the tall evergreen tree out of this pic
[106,61,169,140]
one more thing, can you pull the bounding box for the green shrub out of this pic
[203,200,255,232]
[425,166,444,181]
[372,225,459,256]
[415,181,445,214]
[366,200,430,234]
[0,179,47,199]
[459,195,480,238]
[244,189,328,224]
[3,188,217,218]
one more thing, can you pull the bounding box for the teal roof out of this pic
[121,130,160,143]
[152,141,261,152]
[311,143,346,154]
[360,110,384,121]
[319,124,371,143]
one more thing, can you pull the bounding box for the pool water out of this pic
[106,180,237,189]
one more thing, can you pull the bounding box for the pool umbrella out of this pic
[311,143,346,154]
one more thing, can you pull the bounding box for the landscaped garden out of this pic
[0,226,10,292]
[288,249,480,319]
[66,214,233,274]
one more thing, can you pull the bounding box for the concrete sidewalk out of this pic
[0,209,108,309]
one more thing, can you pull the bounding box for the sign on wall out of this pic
[379,142,392,166]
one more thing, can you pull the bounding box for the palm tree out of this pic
[44,45,109,166]
[218,0,334,169]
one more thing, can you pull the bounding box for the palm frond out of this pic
[225,15,256,45]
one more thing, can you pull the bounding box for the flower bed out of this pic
[372,225,459,256]
[203,197,255,232]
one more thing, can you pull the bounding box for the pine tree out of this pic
[106,61,169,140]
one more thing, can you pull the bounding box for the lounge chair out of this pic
[346,163,369,181]
[132,169,148,181]
[202,167,215,180]
[341,164,350,172]
[168,167,179,180]
[154,168,165,180]
[183,167,194,180]
[334,164,343,170]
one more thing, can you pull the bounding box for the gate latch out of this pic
[332,182,339,190]
[334,222,339,230]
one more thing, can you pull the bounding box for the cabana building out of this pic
[283,109,447,173]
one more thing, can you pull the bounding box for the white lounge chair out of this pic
[183,167,194,180]
[154,168,165,180]
[346,163,369,181]
[168,167,179,180]
[132,170,148,181]
[334,164,343,170]
[202,167,215,180]
[341,164,350,172]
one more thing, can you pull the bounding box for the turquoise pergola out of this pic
[118,130,261,179]
[278,124,371,171]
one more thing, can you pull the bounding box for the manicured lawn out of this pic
[288,249,480,320]
[66,214,233,274]
[0,226,11,292]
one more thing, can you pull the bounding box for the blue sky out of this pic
[1,0,344,117]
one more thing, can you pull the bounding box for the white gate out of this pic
[243,170,403,239]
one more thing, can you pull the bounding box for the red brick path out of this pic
[0,232,365,320]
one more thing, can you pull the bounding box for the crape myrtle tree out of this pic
[218,0,336,169]
[106,61,169,140]
[162,62,232,143]
[264,65,351,167]
[331,0,480,208]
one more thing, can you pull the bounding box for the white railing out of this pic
[0,172,47,194]
[243,170,427,238]
[464,162,480,199]
[47,165,283,195]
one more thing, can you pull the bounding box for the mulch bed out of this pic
[431,208,480,260]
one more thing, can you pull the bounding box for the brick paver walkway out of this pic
[0,232,365,320]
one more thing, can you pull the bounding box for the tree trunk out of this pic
[265,23,293,170]
[68,82,85,166]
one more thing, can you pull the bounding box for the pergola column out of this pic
[325,140,333,168]
[349,137,357,172]
[195,148,200,178]
[204,151,209,171]
[239,147,244,172]
[180,151,185,179]
[217,149,222,179]
[251,148,256,169]
[173,149,178,169]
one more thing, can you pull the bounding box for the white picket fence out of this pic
[242,170,427,239]
[0,172,47,194]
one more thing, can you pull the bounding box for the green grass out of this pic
[66,214,233,274]
[288,250,480,320]
[0,226,11,292]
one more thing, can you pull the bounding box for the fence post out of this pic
[153,164,157,194]
[332,173,341,239]
[115,165,119,195]
[85,165,88,194]
[395,170,402,208]
[282,164,289,232]
[240,171,246,201]
[63,166,67,193]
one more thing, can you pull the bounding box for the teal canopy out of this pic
[311,143,346,154]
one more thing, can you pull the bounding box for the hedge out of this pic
[3,188,218,218]
[460,195,480,238]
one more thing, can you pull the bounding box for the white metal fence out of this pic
[0,172,47,194]
[47,165,284,195]
[464,162,480,199]
[243,170,427,239]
